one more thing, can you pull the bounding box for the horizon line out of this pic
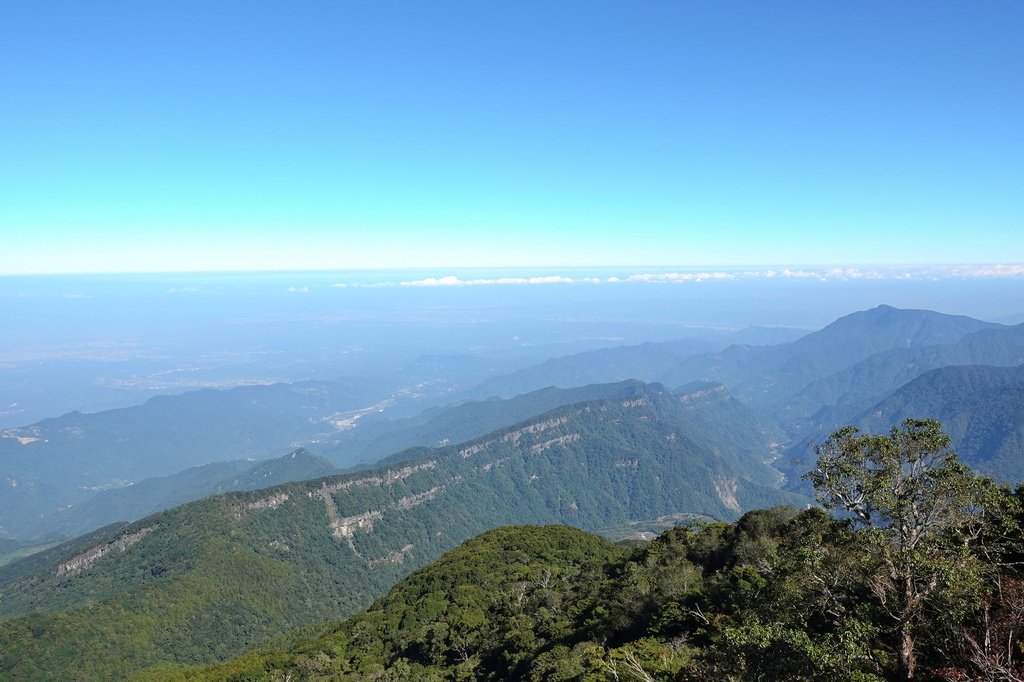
[3,262,1024,278]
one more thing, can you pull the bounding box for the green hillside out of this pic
[18,380,779,544]
[177,466,1024,681]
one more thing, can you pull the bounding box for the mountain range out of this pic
[0,381,802,679]
[2,304,1024,679]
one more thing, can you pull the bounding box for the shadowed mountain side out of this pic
[779,363,1024,494]
[856,364,1024,482]
[769,323,1024,436]
[0,378,386,538]
[20,449,339,541]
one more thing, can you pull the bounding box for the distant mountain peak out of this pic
[808,304,996,343]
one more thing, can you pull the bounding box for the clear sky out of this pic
[1,1,1022,274]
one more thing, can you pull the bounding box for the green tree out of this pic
[805,418,996,681]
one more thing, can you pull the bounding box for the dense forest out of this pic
[157,419,1024,681]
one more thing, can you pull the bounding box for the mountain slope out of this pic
[181,494,1020,682]
[0,383,803,679]
[855,364,1024,482]
[9,380,781,544]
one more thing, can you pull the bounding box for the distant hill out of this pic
[21,448,339,541]
[660,305,1000,412]
[462,338,718,400]
[0,382,804,679]
[458,326,810,402]
[0,378,386,538]
[772,323,1024,435]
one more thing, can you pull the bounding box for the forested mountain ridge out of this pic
[323,379,678,465]
[0,382,803,679]
[5,306,1011,546]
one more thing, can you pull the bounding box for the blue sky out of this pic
[1,1,1022,274]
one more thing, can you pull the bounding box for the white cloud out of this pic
[733,265,1024,281]
[950,264,1024,278]
[627,272,736,283]
[525,275,574,284]
[778,269,824,280]
[324,264,1024,289]
[286,286,309,293]
[350,281,396,288]
[399,275,576,287]
[401,275,464,287]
